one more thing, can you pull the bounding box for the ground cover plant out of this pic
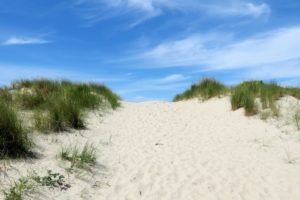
[3,170,70,200]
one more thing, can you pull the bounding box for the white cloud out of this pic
[116,74,189,95]
[157,74,187,83]
[139,26,300,81]
[203,2,270,18]
[2,37,51,46]
[74,0,270,26]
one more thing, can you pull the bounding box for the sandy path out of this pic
[1,98,300,200]
[99,98,300,200]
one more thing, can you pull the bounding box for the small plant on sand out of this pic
[3,170,70,200]
[32,170,70,190]
[0,101,32,158]
[60,143,97,169]
[260,110,272,120]
[3,177,34,200]
[174,77,227,101]
[294,109,300,130]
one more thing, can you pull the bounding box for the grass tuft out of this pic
[0,101,32,158]
[174,77,227,101]
[60,143,97,169]
[231,81,283,116]
[3,177,34,200]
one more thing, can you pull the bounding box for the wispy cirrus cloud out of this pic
[136,26,300,80]
[73,0,270,27]
[1,37,51,46]
[116,73,189,95]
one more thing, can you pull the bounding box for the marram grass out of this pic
[175,78,300,117]
[174,78,227,101]
[0,101,32,158]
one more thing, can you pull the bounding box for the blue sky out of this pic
[1,0,300,101]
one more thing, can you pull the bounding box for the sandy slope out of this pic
[1,97,300,200]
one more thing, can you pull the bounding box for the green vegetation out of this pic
[175,77,300,118]
[0,88,13,104]
[3,170,70,200]
[32,170,70,190]
[0,101,32,158]
[0,79,120,159]
[231,81,284,116]
[1,79,120,133]
[60,143,97,169]
[4,177,34,200]
[174,78,227,101]
[12,79,120,111]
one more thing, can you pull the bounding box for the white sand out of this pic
[1,97,300,199]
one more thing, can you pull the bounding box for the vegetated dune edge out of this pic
[2,96,300,200]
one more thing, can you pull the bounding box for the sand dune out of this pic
[1,97,300,199]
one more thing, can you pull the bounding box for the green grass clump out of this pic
[34,97,85,132]
[230,81,261,116]
[243,93,257,116]
[231,81,283,116]
[60,143,97,169]
[174,78,227,101]
[0,88,12,103]
[175,78,300,117]
[0,101,32,158]
[11,79,120,111]
[89,83,121,109]
[3,177,34,200]
[7,79,121,133]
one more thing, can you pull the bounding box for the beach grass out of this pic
[175,78,300,117]
[174,78,227,101]
[2,79,120,133]
[0,79,119,159]
[0,101,32,158]
[60,143,97,169]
